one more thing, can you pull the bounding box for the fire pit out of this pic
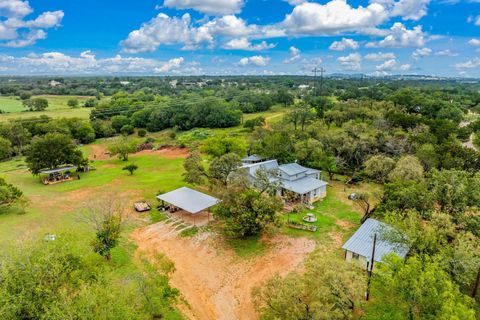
[302,213,317,223]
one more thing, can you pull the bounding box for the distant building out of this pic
[49,80,61,87]
[342,218,409,270]
[240,159,327,204]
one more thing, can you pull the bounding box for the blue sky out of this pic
[0,0,479,76]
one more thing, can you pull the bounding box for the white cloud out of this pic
[390,0,430,21]
[283,46,301,63]
[154,57,184,73]
[222,37,275,51]
[163,0,244,15]
[282,1,388,36]
[0,0,64,47]
[376,58,396,71]
[329,38,359,51]
[239,55,270,67]
[284,0,306,5]
[337,53,362,71]
[121,13,259,53]
[468,39,480,46]
[454,58,480,70]
[399,64,411,71]
[434,49,458,56]
[0,51,191,75]
[366,22,426,48]
[476,16,480,26]
[364,52,396,61]
[411,47,431,59]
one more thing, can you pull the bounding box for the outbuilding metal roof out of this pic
[241,154,264,162]
[342,219,409,262]
[241,160,279,177]
[157,187,220,214]
[39,166,77,174]
[281,177,327,194]
[279,163,308,176]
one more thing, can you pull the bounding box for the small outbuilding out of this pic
[342,218,408,270]
[39,166,77,185]
[157,187,220,226]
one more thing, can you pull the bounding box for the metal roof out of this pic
[279,163,308,176]
[241,154,264,162]
[342,219,409,262]
[157,187,220,214]
[282,177,328,194]
[241,160,279,177]
[39,166,77,174]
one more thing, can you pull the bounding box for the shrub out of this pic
[138,129,147,137]
[120,124,134,136]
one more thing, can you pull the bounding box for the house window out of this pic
[352,253,360,260]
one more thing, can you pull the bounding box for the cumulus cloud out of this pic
[0,51,192,75]
[238,55,270,67]
[0,0,64,47]
[434,49,458,56]
[222,37,275,51]
[283,46,301,63]
[337,53,362,71]
[390,0,431,21]
[163,0,244,15]
[376,58,396,71]
[329,38,359,51]
[121,13,259,53]
[468,39,480,46]
[454,58,480,70]
[154,57,184,73]
[282,1,388,35]
[411,47,431,59]
[364,52,396,61]
[399,64,411,71]
[366,23,426,48]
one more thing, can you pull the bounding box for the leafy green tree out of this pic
[415,143,439,171]
[107,137,136,161]
[67,98,79,108]
[254,250,366,320]
[380,180,434,214]
[389,155,424,182]
[365,255,476,320]
[183,151,206,184]
[274,89,294,107]
[137,129,147,137]
[83,98,97,108]
[120,124,134,136]
[427,169,472,216]
[80,197,124,261]
[0,136,12,160]
[122,164,138,175]
[285,101,315,131]
[23,98,48,111]
[364,155,396,183]
[201,135,247,158]
[19,92,31,100]
[243,116,265,131]
[213,188,282,238]
[111,115,131,133]
[209,153,242,186]
[25,133,83,175]
[0,177,23,209]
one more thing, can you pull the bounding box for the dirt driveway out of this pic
[132,222,315,320]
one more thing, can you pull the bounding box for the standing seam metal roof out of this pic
[157,187,220,214]
[341,218,409,262]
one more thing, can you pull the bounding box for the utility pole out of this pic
[312,67,318,96]
[365,233,377,301]
[312,67,325,96]
[319,67,325,96]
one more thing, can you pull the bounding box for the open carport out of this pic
[157,187,220,226]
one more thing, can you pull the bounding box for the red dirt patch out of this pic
[132,224,315,320]
[135,146,189,159]
[88,144,111,160]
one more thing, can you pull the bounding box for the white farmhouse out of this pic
[240,158,328,204]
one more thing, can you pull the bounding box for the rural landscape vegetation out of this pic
[1,0,480,319]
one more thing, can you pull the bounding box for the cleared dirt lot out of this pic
[132,222,316,320]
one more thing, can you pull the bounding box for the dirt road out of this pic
[132,222,315,320]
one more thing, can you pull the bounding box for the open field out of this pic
[0,95,94,121]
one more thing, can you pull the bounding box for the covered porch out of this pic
[156,187,220,226]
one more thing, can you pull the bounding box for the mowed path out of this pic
[132,222,315,320]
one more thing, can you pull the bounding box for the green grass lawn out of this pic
[0,95,95,121]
